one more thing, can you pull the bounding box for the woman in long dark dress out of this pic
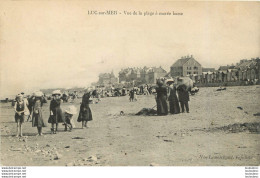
[167,81,180,114]
[155,80,168,116]
[49,90,64,134]
[78,90,93,128]
[32,91,46,136]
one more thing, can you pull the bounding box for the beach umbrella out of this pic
[65,105,77,115]
[176,77,194,90]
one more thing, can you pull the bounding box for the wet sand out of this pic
[1,86,260,166]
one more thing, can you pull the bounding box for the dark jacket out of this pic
[177,85,190,102]
[155,86,168,115]
[77,93,93,122]
[49,99,64,123]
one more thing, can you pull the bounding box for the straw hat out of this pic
[52,90,61,96]
[34,91,43,97]
[16,94,23,98]
[166,79,174,84]
[65,105,77,115]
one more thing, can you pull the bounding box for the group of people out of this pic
[12,79,191,136]
[13,89,93,137]
[155,79,190,116]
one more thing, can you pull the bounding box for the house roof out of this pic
[171,58,190,67]
[147,66,167,73]
[218,66,229,71]
[235,60,255,70]
[171,56,201,67]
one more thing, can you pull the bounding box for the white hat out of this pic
[52,90,61,96]
[34,91,43,97]
[166,79,174,84]
[16,94,23,98]
[65,105,77,115]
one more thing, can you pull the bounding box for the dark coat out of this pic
[77,93,93,122]
[49,99,64,123]
[32,98,46,127]
[177,85,190,102]
[156,86,168,115]
[168,86,180,114]
[168,86,179,102]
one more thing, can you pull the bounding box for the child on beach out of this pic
[78,88,93,128]
[49,90,64,134]
[64,105,76,131]
[14,94,29,137]
[32,91,46,136]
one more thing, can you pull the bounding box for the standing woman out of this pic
[49,90,64,134]
[32,91,46,136]
[78,88,93,128]
[155,79,168,116]
[167,80,180,114]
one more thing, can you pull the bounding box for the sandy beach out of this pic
[1,86,259,166]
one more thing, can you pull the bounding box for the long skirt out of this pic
[156,96,168,115]
[32,110,46,127]
[169,100,180,114]
[77,108,93,122]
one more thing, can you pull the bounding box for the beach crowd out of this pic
[12,77,193,137]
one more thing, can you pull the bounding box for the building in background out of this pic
[202,68,216,73]
[118,66,167,85]
[98,71,118,86]
[146,66,167,84]
[170,55,202,77]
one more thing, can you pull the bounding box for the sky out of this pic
[0,1,259,98]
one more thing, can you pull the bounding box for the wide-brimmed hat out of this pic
[16,94,23,98]
[166,79,174,85]
[52,90,61,96]
[34,91,43,97]
[65,105,77,115]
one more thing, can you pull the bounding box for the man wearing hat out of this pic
[177,84,190,113]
